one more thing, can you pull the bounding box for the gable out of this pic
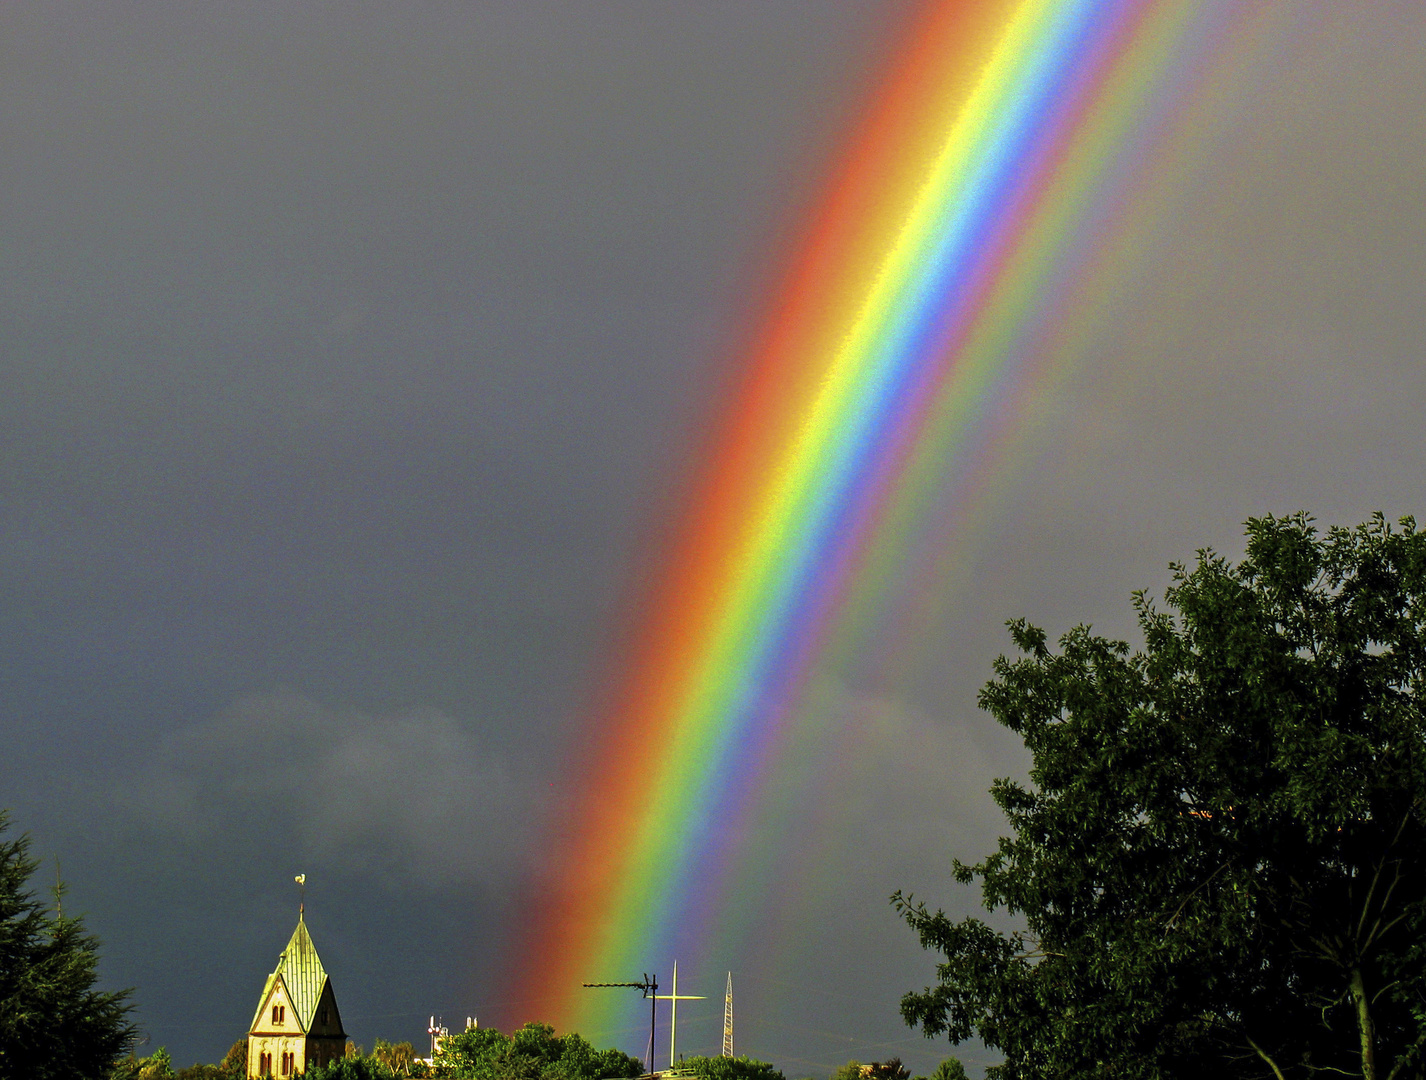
[250,974,305,1036]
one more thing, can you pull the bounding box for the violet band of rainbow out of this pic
[511,0,1269,1041]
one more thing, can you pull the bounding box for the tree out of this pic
[868,1061,910,1080]
[0,811,137,1080]
[306,1057,395,1080]
[896,515,1426,1080]
[829,1061,910,1080]
[373,1040,415,1077]
[220,1040,247,1077]
[117,1041,245,1080]
[673,1053,785,1080]
[432,1021,642,1080]
[173,1064,226,1080]
[928,1059,968,1080]
[141,1049,174,1080]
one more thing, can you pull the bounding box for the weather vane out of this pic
[295,873,306,916]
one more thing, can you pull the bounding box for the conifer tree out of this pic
[0,811,136,1080]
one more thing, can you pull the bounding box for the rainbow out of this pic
[511,0,1272,1042]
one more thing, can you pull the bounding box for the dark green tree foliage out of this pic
[115,1038,247,1080]
[897,515,1426,1080]
[111,1047,175,1080]
[674,1053,785,1080]
[173,1065,226,1080]
[306,1057,398,1080]
[829,1060,908,1080]
[0,812,136,1080]
[372,1039,416,1076]
[220,1041,247,1077]
[865,1061,910,1080]
[928,1058,968,1080]
[432,1022,643,1080]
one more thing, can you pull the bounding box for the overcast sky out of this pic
[3,4,1425,1077]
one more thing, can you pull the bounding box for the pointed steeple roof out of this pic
[250,915,332,1033]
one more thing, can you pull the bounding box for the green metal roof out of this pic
[250,915,331,1033]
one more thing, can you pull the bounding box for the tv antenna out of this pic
[652,961,705,1069]
[427,1017,448,1061]
[583,974,658,1074]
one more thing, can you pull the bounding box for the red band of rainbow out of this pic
[510,0,1271,1042]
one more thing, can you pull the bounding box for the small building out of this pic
[247,914,347,1076]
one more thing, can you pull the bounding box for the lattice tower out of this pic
[721,973,734,1057]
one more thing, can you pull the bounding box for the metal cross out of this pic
[652,961,706,1070]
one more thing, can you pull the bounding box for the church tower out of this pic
[247,914,347,1077]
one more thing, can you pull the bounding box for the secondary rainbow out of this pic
[511,0,1260,1042]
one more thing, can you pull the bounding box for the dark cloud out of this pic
[127,693,535,888]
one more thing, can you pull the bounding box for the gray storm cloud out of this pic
[131,693,534,887]
[4,2,1424,1073]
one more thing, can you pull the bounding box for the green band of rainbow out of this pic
[510,0,1273,1044]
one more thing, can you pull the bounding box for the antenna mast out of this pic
[583,974,659,1074]
[721,973,733,1058]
